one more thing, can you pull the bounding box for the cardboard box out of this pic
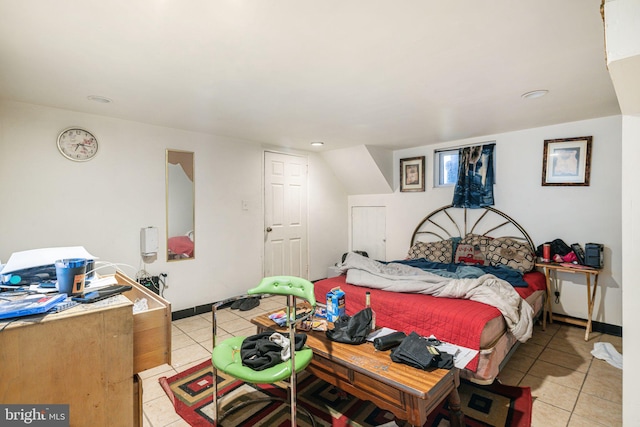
[326,287,345,322]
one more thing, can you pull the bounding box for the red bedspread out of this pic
[313,271,545,371]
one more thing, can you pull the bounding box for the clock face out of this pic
[57,128,99,161]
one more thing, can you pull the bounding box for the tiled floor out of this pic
[139,297,622,426]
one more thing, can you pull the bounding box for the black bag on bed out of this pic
[325,308,372,345]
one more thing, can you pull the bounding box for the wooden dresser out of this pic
[0,272,171,426]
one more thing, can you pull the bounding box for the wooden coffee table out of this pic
[251,312,464,427]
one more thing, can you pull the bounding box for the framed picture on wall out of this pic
[542,136,592,186]
[400,156,425,192]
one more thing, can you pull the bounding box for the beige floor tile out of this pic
[519,374,580,411]
[258,296,286,312]
[537,347,591,373]
[547,334,596,359]
[217,317,255,334]
[555,324,602,342]
[199,337,213,350]
[166,418,192,426]
[173,315,211,333]
[138,363,175,380]
[572,392,622,426]
[171,330,197,350]
[197,312,212,323]
[598,333,622,354]
[142,371,174,403]
[588,357,623,377]
[496,366,526,386]
[214,330,232,344]
[527,359,587,390]
[171,343,211,368]
[504,350,536,373]
[517,342,545,359]
[527,330,553,347]
[143,395,182,427]
[581,361,622,403]
[536,321,562,333]
[177,355,211,372]
[530,399,571,427]
[568,413,611,426]
[214,308,242,323]
[233,325,259,338]
[187,325,212,343]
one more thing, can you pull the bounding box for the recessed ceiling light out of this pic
[87,95,112,104]
[310,141,324,147]
[521,90,548,99]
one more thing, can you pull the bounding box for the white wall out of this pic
[350,115,622,327]
[621,113,639,426]
[0,101,348,311]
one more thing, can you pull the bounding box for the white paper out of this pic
[1,246,98,274]
[434,341,479,369]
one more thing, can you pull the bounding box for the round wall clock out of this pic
[57,127,99,161]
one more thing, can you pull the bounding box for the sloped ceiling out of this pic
[321,146,393,195]
[0,0,620,153]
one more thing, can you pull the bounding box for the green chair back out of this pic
[248,276,316,307]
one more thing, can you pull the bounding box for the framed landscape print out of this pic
[542,136,592,186]
[400,156,425,192]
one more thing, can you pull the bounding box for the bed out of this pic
[314,205,546,384]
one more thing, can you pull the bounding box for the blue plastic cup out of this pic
[55,258,87,295]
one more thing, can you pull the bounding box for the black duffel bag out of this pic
[325,308,372,345]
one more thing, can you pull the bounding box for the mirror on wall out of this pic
[166,149,195,261]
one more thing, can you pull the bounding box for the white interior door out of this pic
[352,206,386,261]
[264,151,308,278]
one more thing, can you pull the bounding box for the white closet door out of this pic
[264,151,308,278]
[352,206,386,261]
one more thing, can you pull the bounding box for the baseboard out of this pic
[172,303,214,321]
[552,313,622,337]
[592,320,622,337]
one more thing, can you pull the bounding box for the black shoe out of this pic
[239,297,260,311]
[230,299,245,310]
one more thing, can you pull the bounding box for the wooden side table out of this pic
[535,262,601,341]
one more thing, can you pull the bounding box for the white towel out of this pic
[591,342,622,369]
[269,332,291,362]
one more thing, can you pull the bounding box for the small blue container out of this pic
[55,258,87,295]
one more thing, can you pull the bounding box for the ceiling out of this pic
[0,0,620,151]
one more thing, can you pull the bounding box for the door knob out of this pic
[266,227,273,232]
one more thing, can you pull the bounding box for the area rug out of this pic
[159,360,532,427]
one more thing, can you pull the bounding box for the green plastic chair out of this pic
[211,276,316,426]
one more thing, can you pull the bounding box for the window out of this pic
[434,149,459,187]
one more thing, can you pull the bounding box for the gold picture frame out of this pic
[542,136,592,186]
[400,156,425,192]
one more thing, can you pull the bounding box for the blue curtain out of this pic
[452,143,495,208]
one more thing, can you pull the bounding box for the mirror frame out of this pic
[166,149,195,261]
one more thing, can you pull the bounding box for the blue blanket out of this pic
[394,258,529,288]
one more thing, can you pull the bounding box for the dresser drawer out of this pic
[117,272,172,373]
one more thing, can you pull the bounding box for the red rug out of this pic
[159,360,532,426]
